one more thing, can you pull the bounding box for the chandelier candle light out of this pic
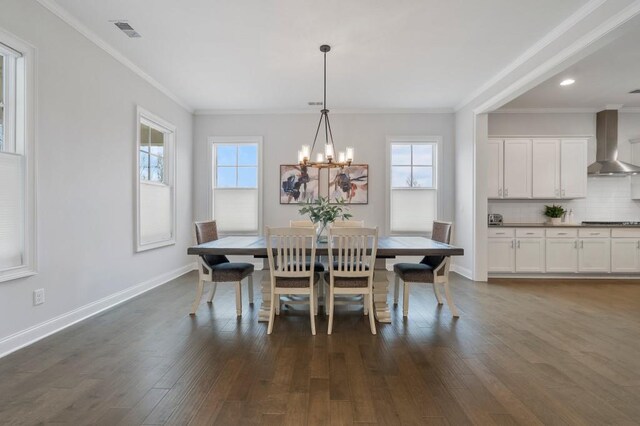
[298,45,354,169]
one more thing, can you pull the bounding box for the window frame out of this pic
[208,136,263,236]
[386,136,442,235]
[0,31,36,283]
[135,106,177,252]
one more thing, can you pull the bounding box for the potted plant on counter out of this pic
[544,204,566,225]
[298,196,352,242]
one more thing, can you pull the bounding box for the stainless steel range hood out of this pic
[587,109,640,176]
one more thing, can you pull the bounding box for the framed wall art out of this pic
[280,165,319,204]
[328,164,368,204]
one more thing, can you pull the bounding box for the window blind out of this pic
[139,183,172,244]
[213,189,258,233]
[390,189,436,233]
[0,152,24,269]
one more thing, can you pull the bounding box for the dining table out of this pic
[188,235,464,323]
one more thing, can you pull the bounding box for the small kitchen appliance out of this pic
[488,214,503,226]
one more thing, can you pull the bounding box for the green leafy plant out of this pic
[298,196,353,226]
[543,204,566,218]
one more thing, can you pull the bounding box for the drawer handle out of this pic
[590,232,601,235]
[558,232,567,235]
[526,232,534,235]
[496,232,505,235]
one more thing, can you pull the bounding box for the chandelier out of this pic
[298,45,353,169]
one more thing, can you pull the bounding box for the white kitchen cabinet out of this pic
[487,139,504,198]
[545,239,578,273]
[515,238,545,272]
[532,139,560,198]
[631,138,640,199]
[503,139,532,198]
[488,238,515,273]
[560,139,588,198]
[578,239,610,273]
[611,239,640,272]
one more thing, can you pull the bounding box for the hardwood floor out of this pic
[1,272,640,425]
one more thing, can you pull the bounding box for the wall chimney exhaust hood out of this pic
[587,109,640,176]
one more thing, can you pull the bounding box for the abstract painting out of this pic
[280,165,319,204]
[329,164,368,204]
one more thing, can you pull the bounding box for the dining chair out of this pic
[288,219,325,315]
[325,226,378,335]
[393,221,459,317]
[191,220,254,316]
[266,226,319,334]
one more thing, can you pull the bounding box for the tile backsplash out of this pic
[488,177,640,223]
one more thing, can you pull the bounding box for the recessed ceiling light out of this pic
[560,78,575,86]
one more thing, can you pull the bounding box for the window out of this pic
[0,35,35,282]
[211,137,262,234]
[136,107,176,252]
[388,138,439,234]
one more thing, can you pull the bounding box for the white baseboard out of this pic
[0,262,197,359]
[451,264,473,280]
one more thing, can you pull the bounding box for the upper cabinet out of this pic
[631,139,640,200]
[488,137,587,200]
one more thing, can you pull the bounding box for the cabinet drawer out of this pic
[546,228,577,238]
[579,228,610,238]
[488,228,515,238]
[516,228,544,238]
[611,229,640,238]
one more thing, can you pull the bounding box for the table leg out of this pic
[259,259,271,322]
[373,258,391,323]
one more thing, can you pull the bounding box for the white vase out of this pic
[549,217,562,225]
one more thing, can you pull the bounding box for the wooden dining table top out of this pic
[187,235,464,258]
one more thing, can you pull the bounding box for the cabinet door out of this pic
[578,239,610,272]
[487,139,504,199]
[532,139,560,198]
[488,239,515,273]
[560,139,588,198]
[503,139,531,198]
[545,239,577,273]
[515,239,545,272]
[611,239,640,273]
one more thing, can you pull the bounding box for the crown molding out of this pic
[455,0,607,112]
[493,106,640,114]
[35,0,194,113]
[194,107,454,115]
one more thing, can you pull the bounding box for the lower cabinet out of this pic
[611,239,640,272]
[546,239,578,273]
[578,238,610,273]
[515,238,545,272]
[488,238,515,273]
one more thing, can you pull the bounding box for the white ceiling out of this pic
[50,0,590,111]
[502,21,640,110]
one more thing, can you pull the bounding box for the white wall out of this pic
[488,112,640,223]
[0,0,194,354]
[193,113,455,233]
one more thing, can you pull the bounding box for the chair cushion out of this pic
[420,256,444,269]
[323,271,370,288]
[393,263,434,283]
[210,262,254,281]
[203,254,230,268]
[275,273,320,288]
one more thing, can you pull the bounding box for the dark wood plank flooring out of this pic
[1,272,640,425]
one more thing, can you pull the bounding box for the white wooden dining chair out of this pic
[288,220,324,315]
[393,221,459,317]
[331,220,365,228]
[326,226,378,335]
[266,226,319,335]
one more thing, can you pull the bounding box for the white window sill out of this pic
[0,269,37,283]
[136,239,176,253]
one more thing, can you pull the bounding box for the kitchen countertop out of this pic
[490,223,640,228]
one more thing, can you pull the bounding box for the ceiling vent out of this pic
[113,22,141,38]
[308,101,323,106]
[629,89,640,94]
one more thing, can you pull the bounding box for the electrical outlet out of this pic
[33,289,45,306]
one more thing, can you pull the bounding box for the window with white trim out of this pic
[389,140,438,233]
[0,35,35,282]
[136,107,176,251]
[211,138,261,234]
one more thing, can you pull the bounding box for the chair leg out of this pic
[313,284,319,316]
[275,295,280,315]
[328,287,335,335]
[207,282,217,303]
[310,287,316,335]
[267,289,276,334]
[235,281,242,316]
[363,294,368,316]
[432,282,443,305]
[368,291,377,335]
[403,281,410,317]
[394,275,400,305]
[248,274,254,305]
[190,279,205,315]
[443,281,459,317]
